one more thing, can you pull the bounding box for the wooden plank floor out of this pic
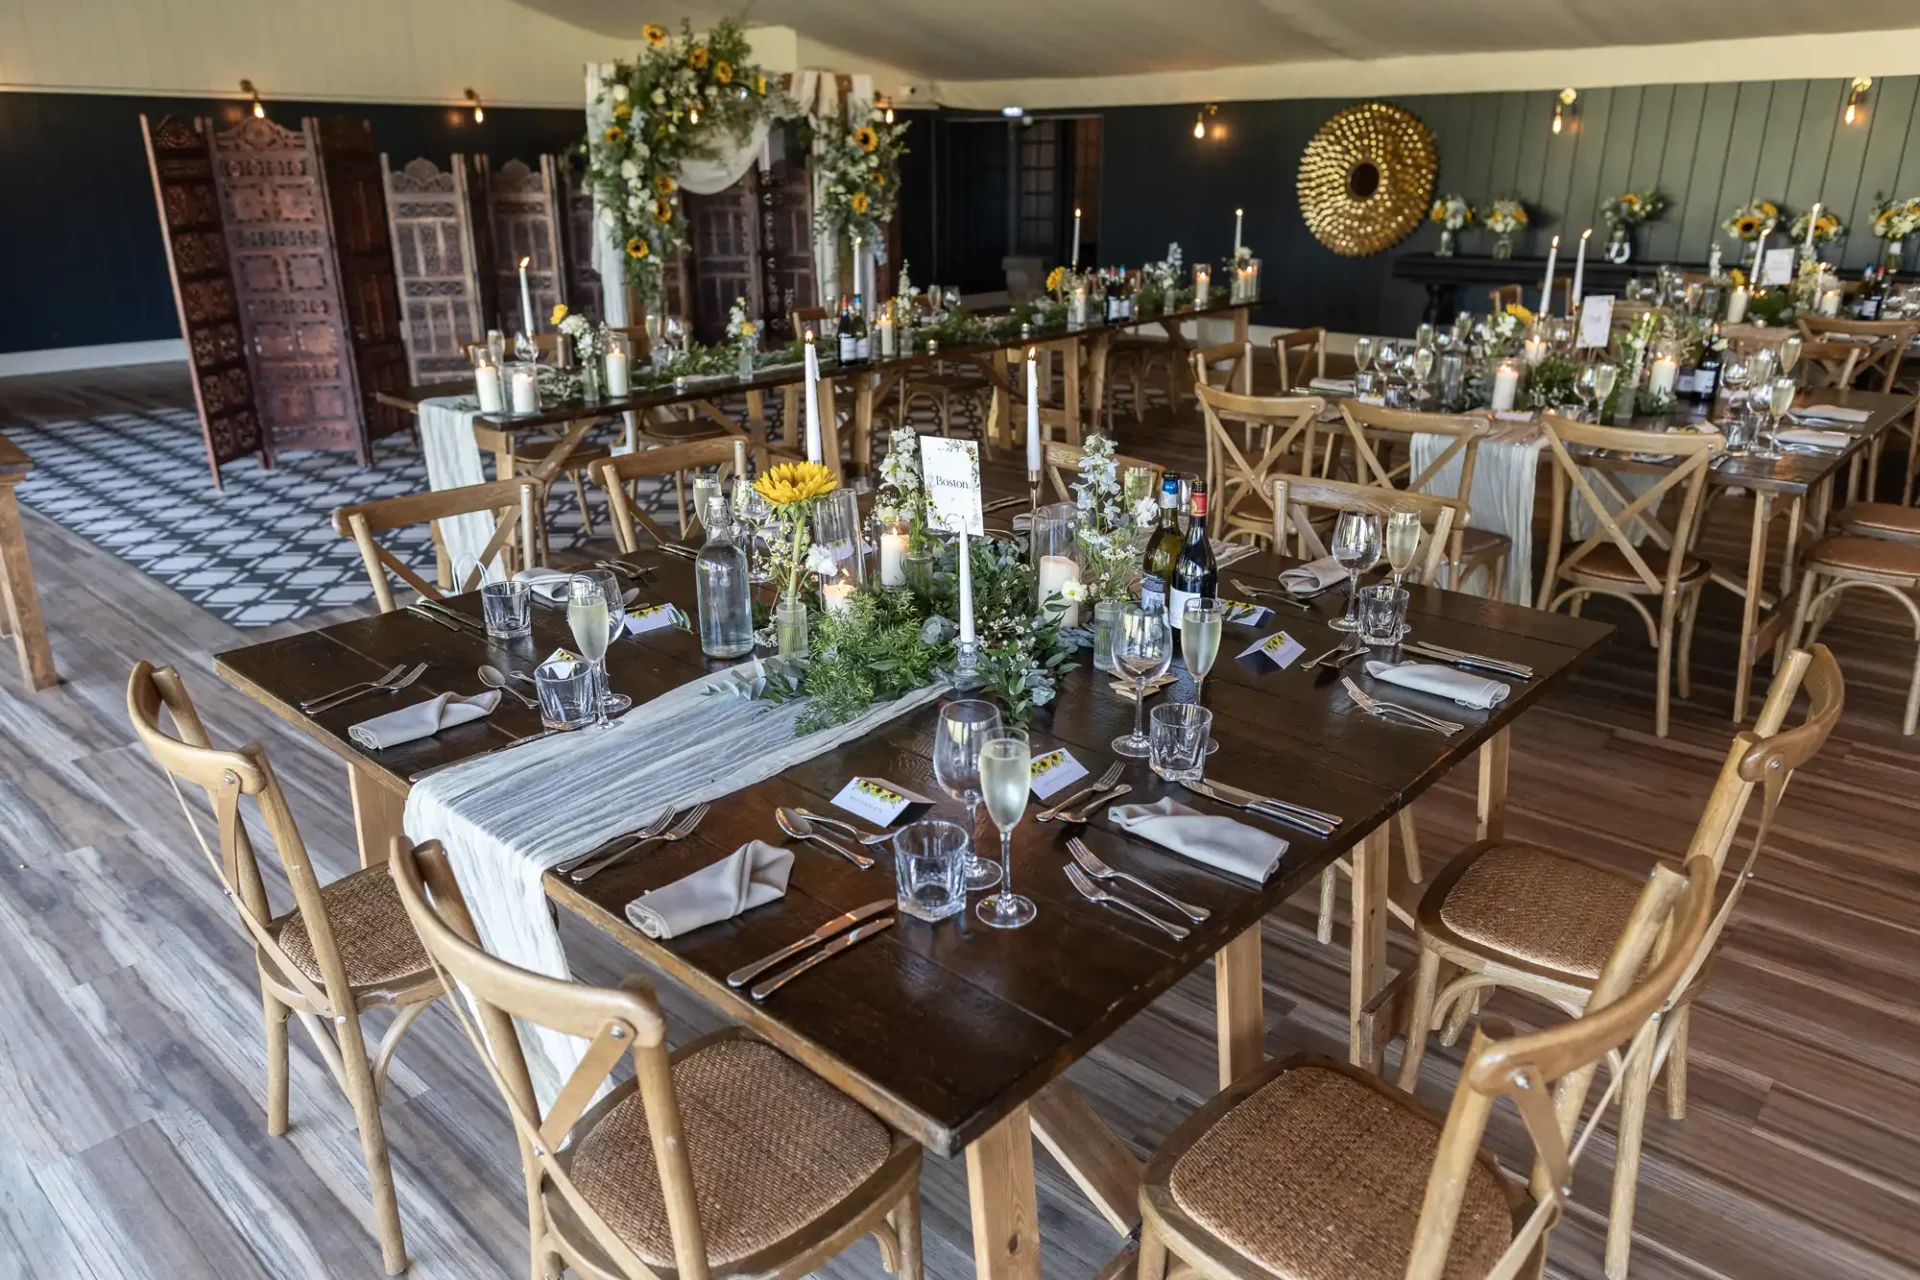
[4,363,1920,1279]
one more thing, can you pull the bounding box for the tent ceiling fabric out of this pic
[513,0,1920,81]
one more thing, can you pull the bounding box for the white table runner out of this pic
[1409,423,1545,606]
[404,661,949,1105]
[417,397,495,574]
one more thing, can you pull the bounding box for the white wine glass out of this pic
[1353,336,1375,374]
[1415,321,1436,349]
[1328,512,1383,633]
[566,574,615,730]
[1180,598,1226,755]
[1384,509,1423,589]
[1112,603,1172,757]
[1576,366,1601,421]
[975,728,1036,930]
[1760,376,1796,457]
[1590,363,1620,422]
[933,700,1004,892]
[1778,333,1803,377]
[575,567,631,715]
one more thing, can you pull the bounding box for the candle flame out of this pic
[1074,206,1081,218]
[1581,228,1593,240]
[1235,207,1243,216]
[519,256,530,268]
[1027,346,1038,360]
[804,329,815,343]
[1551,235,1560,247]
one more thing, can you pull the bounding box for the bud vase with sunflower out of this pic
[752,461,840,658]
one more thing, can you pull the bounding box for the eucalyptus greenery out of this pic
[1520,358,1580,412]
[916,534,1077,726]
[758,587,943,733]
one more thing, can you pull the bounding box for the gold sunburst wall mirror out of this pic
[1297,102,1437,257]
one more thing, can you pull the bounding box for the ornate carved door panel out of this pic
[465,155,501,331]
[558,159,604,322]
[317,118,409,451]
[684,173,761,344]
[140,114,264,489]
[382,154,486,385]
[761,149,815,339]
[487,157,567,335]
[210,116,364,461]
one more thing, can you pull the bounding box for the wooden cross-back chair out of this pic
[1271,327,1327,393]
[333,476,544,613]
[1191,339,1254,401]
[591,439,758,552]
[1105,333,1179,427]
[386,838,924,1280]
[1487,283,1522,314]
[1339,401,1512,599]
[1538,414,1724,737]
[1796,338,1864,391]
[1193,379,1323,545]
[1396,644,1843,1278]
[1042,439,1161,504]
[1137,852,1717,1280]
[126,663,443,1274]
[1793,314,1916,391]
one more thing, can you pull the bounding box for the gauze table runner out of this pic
[417,397,494,573]
[404,660,949,1105]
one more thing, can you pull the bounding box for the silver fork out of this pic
[1065,864,1189,939]
[1035,762,1124,823]
[567,803,710,883]
[1067,837,1209,921]
[1229,578,1313,613]
[299,663,406,712]
[1340,677,1464,735]
[1303,634,1363,671]
[305,662,427,714]
[552,808,679,877]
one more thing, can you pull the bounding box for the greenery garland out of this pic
[807,101,908,250]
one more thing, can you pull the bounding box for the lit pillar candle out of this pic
[1193,263,1211,308]
[1540,234,1559,314]
[1025,347,1042,474]
[604,345,629,397]
[1069,281,1088,327]
[1726,285,1749,323]
[822,579,855,614]
[879,526,908,586]
[957,531,974,645]
[517,256,535,342]
[1648,355,1678,398]
[474,363,504,413]
[508,364,538,414]
[1819,288,1843,317]
[1233,207,1243,255]
[1490,360,1520,412]
[803,331,822,465]
[1522,336,1548,367]
[1037,554,1081,627]
[1071,207,1082,269]
[1571,228,1590,311]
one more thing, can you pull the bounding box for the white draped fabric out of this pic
[1409,423,1544,606]
[403,664,950,1106]
[417,397,498,576]
[583,64,629,330]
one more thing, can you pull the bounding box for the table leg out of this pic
[1231,305,1249,346]
[1733,490,1773,724]
[1062,337,1083,445]
[1215,923,1264,1089]
[1029,1081,1140,1235]
[818,377,844,482]
[0,485,56,690]
[1349,824,1390,1074]
[966,1104,1041,1279]
[350,764,407,869]
[1475,726,1510,843]
[853,371,875,476]
[1088,332,1111,433]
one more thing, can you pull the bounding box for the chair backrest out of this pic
[1188,342,1252,398]
[1192,381,1324,540]
[1797,339,1864,391]
[1339,401,1495,588]
[387,838,706,1279]
[331,476,544,613]
[590,438,750,553]
[1271,328,1327,393]
[1405,854,1717,1280]
[1794,315,1917,391]
[1043,439,1161,504]
[1487,283,1522,313]
[125,662,352,1017]
[790,306,829,338]
[1537,414,1723,601]
[1271,475,1456,583]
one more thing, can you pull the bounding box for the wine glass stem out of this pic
[1193,674,1205,708]
[593,658,610,728]
[1343,573,1360,625]
[999,829,1014,900]
[1131,680,1147,741]
[967,799,982,866]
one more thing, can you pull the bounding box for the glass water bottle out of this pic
[695,496,755,658]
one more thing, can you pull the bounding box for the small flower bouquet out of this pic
[1788,207,1846,247]
[1871,195,1920,268]
[1601,189,1666,228]
[726,296,759,378]
[1722,200,1781,243]
[1483,198,1528,258]
[1429,194,1474,230]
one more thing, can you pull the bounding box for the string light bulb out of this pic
[688,103,700,125]
[464,88,484,123]
[1845,76,1872,125]
[1551,88,1578,136]
[240,79,264,119]
[1194,102,1219,141]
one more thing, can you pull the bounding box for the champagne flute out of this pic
[1576,366,1601,421]
[933,700,1004,891]
[1328,512,1382,633]
[1112,603,1171,758]
[975,728,1036,929]
[566,575,614,730]
[1778,333,1803,377]
[575,567,631,714]
[1412,345,1435,406]
[1452,311,1475,346]
[1760,375,1796,457]
[1180,598,1225,755]
[1591,363,1619,422]
[1384,509,1423,589]
[1719,357,1754,453]
[1749,345,1778,387]
[1353,336,1375,374]
[1415,321,1436,349]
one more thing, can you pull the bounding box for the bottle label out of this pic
[839,335,856,362]
[1190,492,1208,518]
[856,335,870,360]
[1168,587,1195,625]
[1140,575,1167,613]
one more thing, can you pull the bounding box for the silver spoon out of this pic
[774,808,875,870]
[791,807,894,846]
[478,664,538,709]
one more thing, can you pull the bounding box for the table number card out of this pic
[1577,296,1614,348]
[624,602,686,636]
[1237,631,1305,671]
[1028,748,1089,799]
[1761,247,1796,287]
[831,776,930,827]
[1220,599,1274,628]
[918,436,984,535]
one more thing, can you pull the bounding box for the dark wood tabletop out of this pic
[214,539,1611,1156]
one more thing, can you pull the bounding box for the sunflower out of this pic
[1045,265,1065,292]
[612,101,632,121]
[625,237,650,259]
[653,200,674,223]
[689,46,709,69]
[1728,268,1745,287]
[1504,303,1534,326]
[1733,214,1760,238]
[872,172,885,187]
[853,125,879,152]
[602,125,625,145]
[1758,201,1779,220]
[715,61,733,84]
[754,73,768,95]
[642,23,667,46]
[849,191,870,215]
[754,461,838,505]
[654,174,677,196]
[1621,192,1642,211]
[550,304,568,326]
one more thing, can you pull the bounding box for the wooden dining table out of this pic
[213,515,1611,1277]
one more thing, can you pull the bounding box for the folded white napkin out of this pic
[1778,427,1851,451]
[1309,377,1357,395]
[1280,555,1348,595]
[1109,798,1286,882]
[1798,404,1872,423]
[514,567,573,605]
[1364,660,1509,709]
[348,690,501,750]
[625,840,795,939]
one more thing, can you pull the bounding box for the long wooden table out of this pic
[214,525,1610,1277]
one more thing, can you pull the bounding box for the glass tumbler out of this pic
[893,819,970,922]
[480,579,533,641]
[533,659,598,731]
[1150,703,1212,783]
[1359,583,1411,646]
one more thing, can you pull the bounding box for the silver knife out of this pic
[727,899,893,989]
[1036,777,1120,823]
[750,916,894,1000]
[417,599,488,635]
[1404,642,1532,679]
[404,604,459,632]
[1189,778,1341,834]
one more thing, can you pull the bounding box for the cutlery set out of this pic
[299,662,427,714]
[1340,676,1466,736]
[1186,777,1342,837]
[728,901,896,1001]
[558,803,712,882]
[1034,762,1124,823]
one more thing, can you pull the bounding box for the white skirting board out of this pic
[0,339,186,379]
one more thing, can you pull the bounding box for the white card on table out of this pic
[1028,748,1089,800]
[624,602,685,636]
[1237,631,1305,670]
[831,777,924,827]
[542,647,583,676]
[1576,296,1614,348]
[1761,247,1795,286]
[917,436,984,535]
[1220,599,1273,627]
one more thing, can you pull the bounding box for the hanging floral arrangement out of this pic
[586,19,791,303]
[1722,199,1781,243]
[809,100,908,249]
[1787,206,1846,246]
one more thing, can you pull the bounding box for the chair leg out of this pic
[1316,866,1336,944]
[1136,1220,1170,1280]
[1665,1004,1691,1121]
[1788,568,1817,651]
[1906,640,1920,736]
[341,1031,409,1274]
[1489,551,1507,603]
[890,1190,923,1280]
[1676,588,1702,701]
[1654,595,1679,739]
[569,469,595,536]
[1396,947,1444,1092]
[1439,987,1485,1046]
[1396,807,1422,884]
[1130,369,1144,423]
[263,987,290,1137]
[1605,1029,1660,1280]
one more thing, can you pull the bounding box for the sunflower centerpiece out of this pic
[753,461,839,658]
[810,98,908,296]
[1483,198,1529,259]
[1599,189,1667,263]
[1722,200,1782,274]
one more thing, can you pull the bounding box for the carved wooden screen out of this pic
[762,149,816,340]
[140,114,263,488]
[382,154,486,384]
[558,159,604,322]
[487,157,567,336]
[464,155,501,331]
[316,118,410,451]
[684,175,761,345]
[210,116,365,461]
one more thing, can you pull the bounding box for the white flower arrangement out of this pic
[1788,207,1846,246]
[1429,194,1474,231]
[1070,434,1142,602]
[1147,242,1183,296]
[726,296,759,351]
[811,100,908,250]
[1483,199,1529,235]
[871,426,927,533]
[1871,196,1920,241]
[551,306,606,366]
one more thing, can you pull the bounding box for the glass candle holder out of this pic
[1192,264,1211,308]
[505,361,540,416]
[1489,359,1521,413]
[1030,502,1082,627]
[810,487,867,587]
[472,349,505,414]
[878,520,910,587]
[604,332,632,397]
[1092,597,1123,674]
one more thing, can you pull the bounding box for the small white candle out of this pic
[1193,264,1211,311]
[1522,336,1548,367]
[508,365,538,414]
[1726,285,1750,323]
[1490,361,1520,412]
[1233,207,1243,255]
[1071,207,1082,269]
[1025,347,1042,474]
[517,256,535,342]
[1037,554,1081,627]
[1819,288,1843,317]
[474,363,505,413]
[1069,282,1088,327]
[803,332,822,465]
[1648,356,1678,399]
[1805,202,1821,254]
[879,528,909,586]
[822,580,855,614]
[877,311,895,357]
[957,531,974,645]
[1571,228,1590,311]
[1540,234,1559,314]
[604,346,628,397]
